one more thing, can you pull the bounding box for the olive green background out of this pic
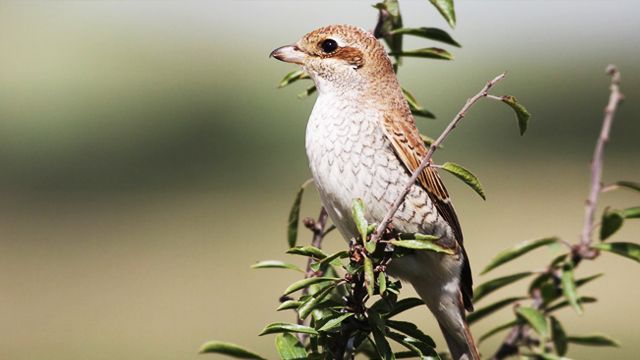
[1,1,639,359]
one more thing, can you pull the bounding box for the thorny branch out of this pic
[370,72,507,244]
[491,65,624,360]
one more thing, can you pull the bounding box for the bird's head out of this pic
[270,24,394,94]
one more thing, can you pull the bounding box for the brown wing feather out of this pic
[381,111,474,311]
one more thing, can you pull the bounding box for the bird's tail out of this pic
[412,280,480,360]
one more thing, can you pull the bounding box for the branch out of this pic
[296,207,328,340]
[370,72,507,243]
[578,65,624,251]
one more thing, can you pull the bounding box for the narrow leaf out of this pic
[390,27,460,47]
[368,309,395,360]
[275,333,307,360]
[251,261,303,273]
[600,207,624,240]
[500,95,531,135]
[613,180,640,192]
[318,313,354,332]
[478,320,518,344]
[390,239,454,254]
[516,307,548,339]
[441,162,486,200]
[199,341,266,358]
[283,277,340,295]
[567,334,620,347]
[297,284,337,320]
[473,272,533,303]
[387,320,436,347]
[420,133,441,148]
[378,272,387,295]
[385,297,425,318]
[622,206,640,219]
[429,0,456,28]
[259,322,319,336]
[593,242,640,263]
[352,198,369,242]
[364,256,375,298]
[467,297,526,325]
[297,85,316,99]
[286,246,327,259]
[546,296,597,313]
[560,263,583,314]
[482,237,559,274]
[550,316,568,356]
[277,300,302,311]
[390,47,453,60]
[403,87,436,119]
[278,70,309,88]
[287,179,312,247]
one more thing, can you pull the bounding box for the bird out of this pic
[271,24,479,360]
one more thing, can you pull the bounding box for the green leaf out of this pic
[389,47,453,60]
[313,250,349,270]
[440,162,486,200]
[550,316,568,356]
[251,261,303,273]
[390,27,460,47]
[482,237,559,274]
[275,333,307,360]
[298,284,337,320]
[600,207,624,240]
[277,300,302,311]
[368,309,396,360]
[286,246,327,259]
[199,341,266,359]
[622,206,640,219]
[385,297,425,318]
[593,242,640,263]
[378,272,387,295]
[500,95,531,135]
[373,0,403,63]
[259,322,319,336]
[287,179,312,248]
[516,307,548,339]
[560,263,582,314]
[318,313,354,332]
[420,133,441,149]
[283,277,340,295]
[473,272,533,303]
[478,320,518,344]
[389,239,454,254]
[546,296,597,313]
[387,320,436,347]
[364,256,375,298]
[403,87,436,119]
[297,85,316,99]
[278,70,309,88]
[352,198,369,242]
[566,334,620,347]
[467,297,526,325]
[613,180,640,192]
[428,0,456,28]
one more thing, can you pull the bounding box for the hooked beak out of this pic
[270,45,307,65]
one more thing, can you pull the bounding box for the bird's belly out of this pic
[305,104,449,244]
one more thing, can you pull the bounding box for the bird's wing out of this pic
[380,109,474,311]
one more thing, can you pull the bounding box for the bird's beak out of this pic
[270,45,307,65]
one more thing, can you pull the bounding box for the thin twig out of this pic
[370,72,507,243]
[296,207,328,341]
[579,65,624,250]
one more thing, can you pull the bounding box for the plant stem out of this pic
[579,65,624,250]
[370,73,507,243]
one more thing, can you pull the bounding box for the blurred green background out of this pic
[0,1,638,359]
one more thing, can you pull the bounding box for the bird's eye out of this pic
[320,39,338,54]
